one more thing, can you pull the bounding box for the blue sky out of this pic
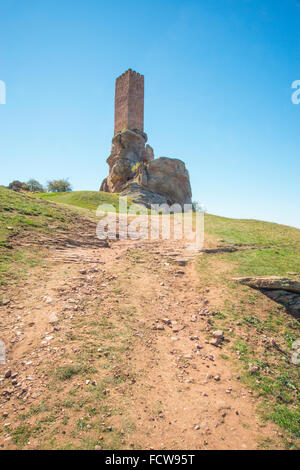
[0,0,299,227]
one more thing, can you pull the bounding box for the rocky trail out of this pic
[0,220,282,450]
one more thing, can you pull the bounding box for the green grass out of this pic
[35,190,126,211]
[0,188,128,286]
[53,364,96,381]
[12,424,32,447]
[205,213,300,276]
[0,186,74,244]
[269,405,300,438]
[205,213,300,248]
[0,186,86,285]
[198,214,300,446]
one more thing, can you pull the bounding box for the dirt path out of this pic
[0,221,281,450]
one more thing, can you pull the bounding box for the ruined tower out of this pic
[100,69,192,208]
[114,69,144,135]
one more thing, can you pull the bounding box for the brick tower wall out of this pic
[114,69,144,135]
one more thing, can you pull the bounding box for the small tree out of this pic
[8,180,24,192]
[27,179,45,193]
[47,179,72,193]
[22,183,30,192]
[192,201,206,213]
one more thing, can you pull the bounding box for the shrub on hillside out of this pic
[47,179,72,193]
[8,180,30,192]
[26,179,45,193]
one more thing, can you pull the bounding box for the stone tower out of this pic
[100,69,192,208]
[114,69,144,135]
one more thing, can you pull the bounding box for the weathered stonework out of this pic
[101,70,192,208]
[114,69,144,135]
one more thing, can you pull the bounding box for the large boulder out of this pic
[134,157,192,207]
[100,128,192,208]
[100,129,151,193]
[120,182,173,208]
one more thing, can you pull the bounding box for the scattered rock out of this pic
[217,401,231,412]
[248,364,259,374]
[49,313,59,324]
[175,259,187,267]
[205,247,238,254]
[152,324,165,331]
[184,354,193,359]
[212,330,224,339]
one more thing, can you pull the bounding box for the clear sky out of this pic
[0,0,299,228]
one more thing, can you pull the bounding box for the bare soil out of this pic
[0,219,283,450]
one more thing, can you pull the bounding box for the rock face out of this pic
[100,128,192,208]
[234,276,300,317]
[234,277,300,294]
[135,157,192,206]
[100,129,151,194]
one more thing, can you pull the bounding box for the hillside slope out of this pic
[36,190,123,211]
[0,188,299,450]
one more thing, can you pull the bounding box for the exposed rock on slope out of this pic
[100,129,192,208]
[234,276,300,316]
[100,129,153,194]
[234,276,300,294]
[134,157,192,207]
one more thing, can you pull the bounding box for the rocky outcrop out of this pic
[233,277,300,294]
[100,129,192,208]
[120,182,173,208]
[100,129,151,194]
[134,157,192,207]
[234,276,300,317]
[262,289,300,317]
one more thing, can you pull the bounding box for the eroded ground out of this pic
[1,216,293,450]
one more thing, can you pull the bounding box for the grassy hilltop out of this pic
[0,187,299,448]
[0,188,120,286]
[36,190,121,211]
[2,188,299,283]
